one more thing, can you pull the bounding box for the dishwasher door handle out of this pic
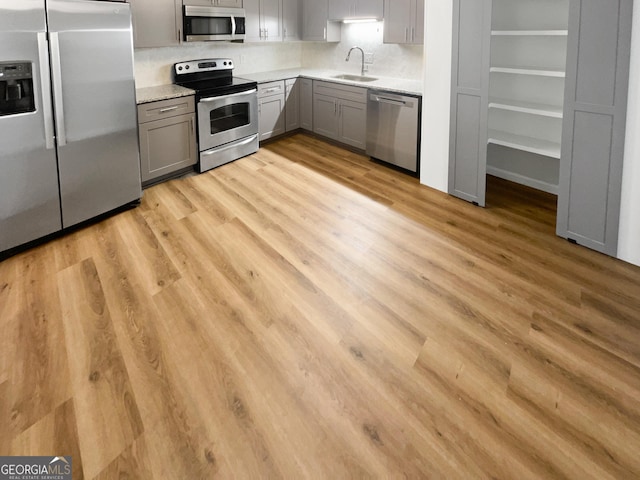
[371,95,410,107]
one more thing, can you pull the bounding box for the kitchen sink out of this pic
[332,74,378,82]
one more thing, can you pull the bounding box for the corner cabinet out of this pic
[129,0,182,48]
[137,96,197,186]
[285,78,301,131]
[302,0,340,42]
[300,78,313,130]
[313,80,367,150]
[383,0,424,45]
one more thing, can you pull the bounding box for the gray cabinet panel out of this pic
[574,0,619,106]
[557,0,633,256]
[338,99,367,149]
[300,78,313,130]
[448,0,492,206]
[313,93,338,139]
[566,112,613,244]
[452,94,483,200]
[285,78,300,131]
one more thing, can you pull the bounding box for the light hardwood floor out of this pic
[2,133,640,479]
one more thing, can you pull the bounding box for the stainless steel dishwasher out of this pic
[366,90,421,175]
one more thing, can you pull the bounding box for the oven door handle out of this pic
[199,88,258,104]
[202,134,258,156]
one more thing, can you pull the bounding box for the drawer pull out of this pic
[159,106,179,113]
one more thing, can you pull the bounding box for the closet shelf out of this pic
[490,65,566,77]
[491,30,568,36]
[488,129,561,159]
[489,97,563,118]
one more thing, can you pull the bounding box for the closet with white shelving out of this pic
[487,0,569,194]
[449,0,633,256]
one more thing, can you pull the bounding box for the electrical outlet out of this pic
[364,53,374,65]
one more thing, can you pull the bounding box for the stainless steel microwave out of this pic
[183,6,246,42]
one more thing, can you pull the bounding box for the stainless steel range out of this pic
[174,58,258,172]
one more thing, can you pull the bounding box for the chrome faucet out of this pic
[345,46,367,76]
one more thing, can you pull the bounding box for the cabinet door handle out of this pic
[405,27,409,43]
[160,106,179,113]
[411,27,415,42]
[190,117,194,133]
[323,27,327,40]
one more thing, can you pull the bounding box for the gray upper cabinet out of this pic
[283,0,301,40]
[383,0,424,44]
[302,0,341,42]
[556,0,633,256]
[245,0,283,42]
[329,0,383,20]
[130,0,182,48]
[448,0,492,206]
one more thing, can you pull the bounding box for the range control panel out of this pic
[174,58,234,75]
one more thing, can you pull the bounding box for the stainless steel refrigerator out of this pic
[0,0,141,254]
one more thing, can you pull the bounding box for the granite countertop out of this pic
[136,84,196,105]
[241,68,423,96]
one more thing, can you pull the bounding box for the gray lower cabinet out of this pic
[300,78,313,131]
[313,80,367,149]
[137,96,197,185]
[258,80,286,141]
[129,0,182,48]
[285,78,300,131]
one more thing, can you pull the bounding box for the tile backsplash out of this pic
[134,42,303,87]
[134,22,424,88]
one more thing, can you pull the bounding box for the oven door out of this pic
[197,88,258,151]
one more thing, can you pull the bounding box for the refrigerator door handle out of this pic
[50,32,67,147]
[37,32,55,150]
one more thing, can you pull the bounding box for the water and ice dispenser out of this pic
[0,61,35,117]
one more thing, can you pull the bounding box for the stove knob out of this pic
[229,61,233,66]
[185,65,190,70]
[178,66,183,71]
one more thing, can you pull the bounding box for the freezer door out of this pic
[0,0,62,252]
[47,0,141,228]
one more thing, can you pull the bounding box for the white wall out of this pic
[419,0,453,191]
[618,0,640,267]
[420,0,640,268]
[301,22,424,80]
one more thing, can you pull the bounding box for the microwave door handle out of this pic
[199,88,257,103]
[37,32,55,150]
[231,15,236,37]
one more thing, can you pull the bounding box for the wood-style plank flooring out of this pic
[2,133,640,479]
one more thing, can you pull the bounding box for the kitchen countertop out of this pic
[136,84,195,105]
[241,68,423,96]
